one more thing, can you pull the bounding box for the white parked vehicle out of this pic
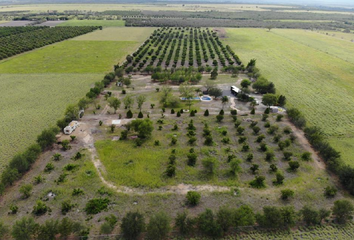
[64,121,79,135]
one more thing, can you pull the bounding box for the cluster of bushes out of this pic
[0,26,99,60]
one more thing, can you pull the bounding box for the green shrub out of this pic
[126,110,133,118]
[273,172,284,185]
[61,200,73,215]
[216,114,224,122]
[138,111,143,118]
[197,209,222,238]
[283,151,293,161]
[301,152,312,161]
[84,198,110,214]
[32,200,49,216]
[276,114,284,121]
[44,163,54,173]
[72,188,84,196]
[324,186,337,198]
[187,153,197,166]
[250,176,266,188]
[246,153,253,162]
[281,189,294,200]
[53,153,62,161]
[202,157,218,175]
[288,161,300,171]
[19,184,32,199]
[204,109,209,116]
[230,110,237,115]
[186,191,201,206]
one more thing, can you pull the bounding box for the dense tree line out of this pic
[0,26,47,38]
[0,26,99,60]
[287,107,354,196]
[125,18,353,30]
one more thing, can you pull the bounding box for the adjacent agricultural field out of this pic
[0,26,98,60]
[58,19,125,27]
[0,73,101,170]
[0,40,137,73]
[0,27,154,169]
[223,28,354,166]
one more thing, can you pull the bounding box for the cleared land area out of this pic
[0,27,154,169]
[223,28,354,165]
[58,19,125,27]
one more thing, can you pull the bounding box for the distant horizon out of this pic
[0,0,353,8]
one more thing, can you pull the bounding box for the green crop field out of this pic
[0,40,136,73]
[58,19,125,27]
[0,27,154,169]
[0,73,100,169]
[72,27,156,42]
[223,28,354,166]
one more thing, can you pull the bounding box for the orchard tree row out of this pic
[123,27,242,72]
[0,26,100,60]
[0,26,48,38]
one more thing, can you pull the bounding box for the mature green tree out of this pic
[121,211,145,240]
[1,167,19,186]
[37,127,60,150]
[175,211,194,235]
[9,154,29,174]
[12,217,39,240]
[262,93,277,107]
[115,67,124,78]
[198,209,222,238]
[37,219,59,240]
[333,199,354,224]
[208,87,222,98]
[216,207,233,233]
[65,104,80,121]
[147,212,171,240]
[241,79,252,89]
[233,205,256,226]
[210,67,218,80]
[136,95,147,112]
[179,83,195,111]
[108,97,121,114]
[123,95,134,109]
[131,119,154,138]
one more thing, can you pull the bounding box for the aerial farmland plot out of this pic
[1,3,354,238]
[0,26,154,169]
[223,28,354,166]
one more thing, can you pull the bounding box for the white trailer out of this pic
[64,121,79,135]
